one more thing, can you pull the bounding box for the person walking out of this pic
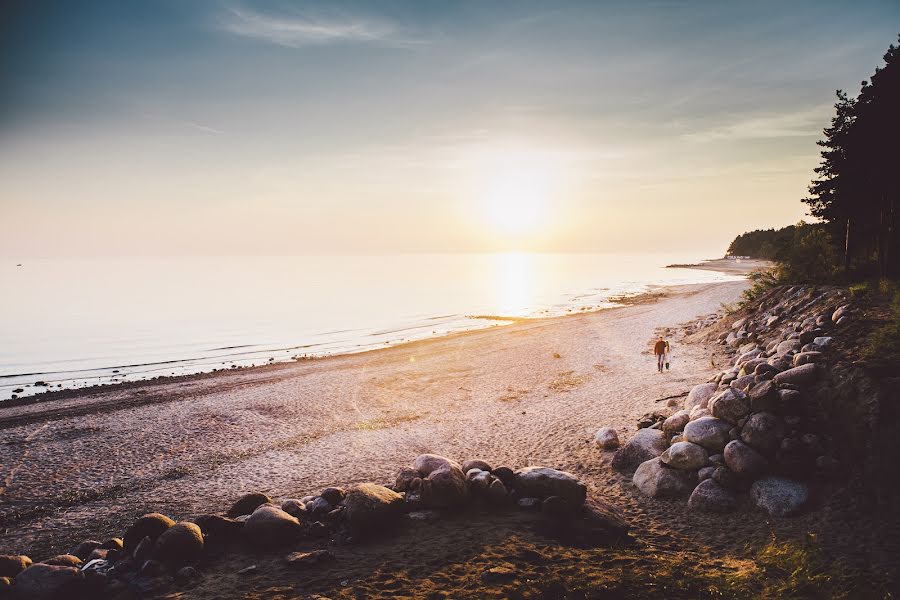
[653,336,670,373]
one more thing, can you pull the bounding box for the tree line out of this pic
[728,35,899,281]
[803,35,900,278]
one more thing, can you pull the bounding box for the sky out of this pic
[1,0,898,258]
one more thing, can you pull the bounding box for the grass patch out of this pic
[864,291,900,361]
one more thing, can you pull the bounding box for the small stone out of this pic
[281,499,308,520]
[69,541,101,561]
[773,364,817,387]
[481,563,517,583]
[698,466,716,481]
[154,522,204,568]
[724,440,768,477]
[516,497,541,511]
[244,505,304,547]
[284,550,335,567]
[611,428,668,471]
[175,565,202,588]
[13,564,84,598]
[193,514,244,542]
[342,483,405,536]
[741,412,786,455]
[408,509,441,522]
[709,388,750,424]
[513,467,587,505]
[491,466,515,487]
[594,427,620,449]
[683,416,732,453]
[236,565,257,575]
[41,555,82,568]
[662,411,690,436]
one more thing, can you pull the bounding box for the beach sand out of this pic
[4,266,890,597]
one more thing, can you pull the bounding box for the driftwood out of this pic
[654,391,689,403]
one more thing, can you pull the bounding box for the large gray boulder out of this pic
[661,411,690,436]
[741,412,786,454]
[683,416,732,453]
[123,513,175,553]
[611,428,668,471]
[708,388,750,424]
[594,427,620,449]
[343,483,405,535]
[684,383,718,410]
[413,454,461,476]
[513,467,587,506]
[750,477,809,516]
[687,479,738,513]
[723,440,768,477]
[243,505,303,547]
[12,564,84,599]
[748,380,779,413]
[421,465,470,508]
[773,363,817,387]
[660,441,709,470]
[632,458,696,498]
[775,340,802,356]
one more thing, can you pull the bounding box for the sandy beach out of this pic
[0,274,753,555]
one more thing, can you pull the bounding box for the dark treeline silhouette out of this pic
[804,34,900,278]
[727,225,800,259]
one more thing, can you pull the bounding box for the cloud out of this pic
[682,104,832,143]
[219,6,420,48]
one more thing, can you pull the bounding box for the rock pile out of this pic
[603,285,852,516]
[0,455,627,599]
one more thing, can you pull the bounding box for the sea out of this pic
[0,253,743,400]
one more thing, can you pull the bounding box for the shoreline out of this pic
[0,274,752,559]
[666,256,773,275]
[0,266,745,411]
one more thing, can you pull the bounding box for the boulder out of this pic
[748,380,779,413]
[486,479,508,505]
[461,459,493,473]
[154,522,204,567]
[685,383,718,410]
[661,411,690,436]
[491,466,515,487]
[193,514,244,542]
[68,541,101,562]
[708,389,750,424]
[778,388,803,413]
[632,458,696,498]
[307,496,332,516]
[832,305,850,323]
[124,513,175,553]
[792,351,823,368]
[394,467,421,492]
[687,479,738,513]
[243,505,303,547]
[688,405,710,421]
[723,440,768,477]
[750,477,809,516]
[226,492,272,518]
[594,427,620,449]
[421,465,469,508]
[773,364,817,387]
[741,412,786,454]
[13,564,84,599]
[513,467,587,506]
[683,416,732,453]
[813,336,833,348]
[413,454,461,476]
[281,499,308,520]
[611,428,668,471]
[320,487,346,506]
[342,483,405,536]
[698,466,716,481]
[660,441,709,470]
[40,555,81,568]
[0,555,32,578]
[775,340,802,356]
[729,374,756,392]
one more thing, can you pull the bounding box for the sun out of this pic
[481,154,553,236]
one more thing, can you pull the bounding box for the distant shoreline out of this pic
[667,257,774,275]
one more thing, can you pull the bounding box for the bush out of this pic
[849,282,870,298]
[742,268,779,304]
[775,224,839,283]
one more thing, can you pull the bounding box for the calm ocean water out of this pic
[0,253,741,400]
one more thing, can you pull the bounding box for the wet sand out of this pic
[0,278,748,557]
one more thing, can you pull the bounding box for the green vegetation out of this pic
[864,291,900,361]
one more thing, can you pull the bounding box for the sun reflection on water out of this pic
[493,251,534,317]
